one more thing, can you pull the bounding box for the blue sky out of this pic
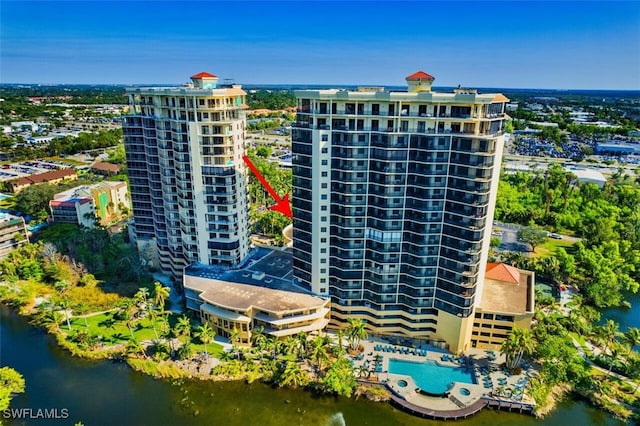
[1,1,639,89]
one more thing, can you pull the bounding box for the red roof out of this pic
[485,263,521,284]
[91,161,121,173]
[190,72,217,79]
[406,71,435,80]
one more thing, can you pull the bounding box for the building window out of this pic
[321,227,327,232]
[321,183,327,188]
[321,205,327,211]
[483,313,494,320]
[322,135,328,141]
[321,147,328,154]
[321,171,328,177]
[320,287,327,293]
[320,268,327,273]
[320,258,327,263]
[321,195,327,200]
[321,216,327,221]
[321,160,328,166]
[321,238,327,243]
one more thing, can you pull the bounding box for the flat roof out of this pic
[184,247,327,314]
[185,276,327,314]
[565,168,606,182]
[479,267,534,315]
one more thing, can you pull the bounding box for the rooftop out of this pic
[485,263,520,284]
[185,247,310,295]
[406,71,435,80]
[184,248,326,313]
[191,71,217,79]
[479,264,534,314]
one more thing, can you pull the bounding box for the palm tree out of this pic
[251,325,266,347]
[277,361,309,388]
[606,343,627,376]
[39,309,63,333]
[336,329,346,355]
[296,332,308,359]
[346,318,367,352]
[125,337,146,359]
[623,327,640,349]
[597,319,621,355]
[58,297,73,331]
[174,315,192,344]
[626,355,640,393]
[501,327,535,370]
[309,335,329,373]
[229,327,242,360]
[134,287,150,308]
[282,336,299,357]
[194,323,215,358]
[153,281,170,314]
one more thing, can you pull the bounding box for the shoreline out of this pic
[1,298,636,423]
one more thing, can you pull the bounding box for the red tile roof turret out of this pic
[406,71,435,80]
[191,72,218,79]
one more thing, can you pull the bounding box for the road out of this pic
[491,221,580,254]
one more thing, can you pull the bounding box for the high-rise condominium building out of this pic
[123,72,250,277]
[291,72,508,352]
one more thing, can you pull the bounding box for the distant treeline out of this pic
[0,86,127,105]
[247,90,296,110]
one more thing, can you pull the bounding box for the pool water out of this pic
[388,359,475,394]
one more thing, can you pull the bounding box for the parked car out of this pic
[550,233,562,239]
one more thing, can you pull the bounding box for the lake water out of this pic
[601,292,640,331]
[0,305,625,426]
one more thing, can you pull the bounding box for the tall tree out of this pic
[345,318,367,351]
[194,323,215,358]
[501,327,535,370]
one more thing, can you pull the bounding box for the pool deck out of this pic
[351,338,537,419]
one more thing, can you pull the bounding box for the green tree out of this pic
[309,335,329,373]
[0,367,26,412]
[194,322,215,358]
[277,361,309,388]
[623,327,640,349]
[255,145,272,158]
[322,357,357,397]
[501,327,535,370]
[345,318,367,351]
[517,226,549,252]
[14,183,58,221]
[174,315,192,344]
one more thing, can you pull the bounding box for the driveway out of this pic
[492,222,530,252]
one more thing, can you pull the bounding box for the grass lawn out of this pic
[70,312,169,344]
[69,311,225,357]
[533,238,575,258]
[191,341,225,358]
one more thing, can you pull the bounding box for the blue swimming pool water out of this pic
[388,358,475,394]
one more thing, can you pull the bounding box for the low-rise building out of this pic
[91,162,122,176]
[471,263,535,350]
[50,181,129,227]
[9,168,77,193]
[183,248,330,345]
[0,213,29,258]
[564,167,607,188]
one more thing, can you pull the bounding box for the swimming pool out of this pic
[388,358,475,394]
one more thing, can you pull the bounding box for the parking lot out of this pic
[0,160,73,181]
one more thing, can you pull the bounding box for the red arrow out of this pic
[242,155,292,219]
